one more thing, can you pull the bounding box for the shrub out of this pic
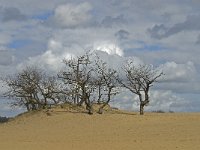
[0,116,9,123]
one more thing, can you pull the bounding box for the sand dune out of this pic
[0,108,200,150]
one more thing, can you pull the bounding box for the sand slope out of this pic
[0,109,200,150]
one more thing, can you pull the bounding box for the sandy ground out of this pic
[0,109,200,150]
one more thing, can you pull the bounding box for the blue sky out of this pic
[31,11,53,20]
[0,0,200,116]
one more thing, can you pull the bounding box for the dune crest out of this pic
[1,106,200,150]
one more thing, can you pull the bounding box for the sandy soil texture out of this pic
[0,110,200,150]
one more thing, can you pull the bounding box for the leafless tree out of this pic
[59,53,95,114]
[3,66,61,111]
[120,60,163,115]
[94,77,104,104]
[94,56,119,114]
[39,75,65,107]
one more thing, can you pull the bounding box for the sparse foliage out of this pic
[59,53,95,114]
[94,56,119,114]
[119,60,163,115]
[2,51,164,116]
[3,66,62,111]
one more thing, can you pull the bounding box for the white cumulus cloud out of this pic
[159,61,197,82]
[95,42,124,56]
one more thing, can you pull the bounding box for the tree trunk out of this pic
[98,102,107,114]
[98,87,111,114]
[83,87,93,115]
[25,103,30,111]
[138,93,144,115]
[97,85,102,104]
[140,103,144,115]
[87,105,93,115]
[78,98,84,106]
[85,100,93,115]
[144,85,150,105]
[78,85,85,106]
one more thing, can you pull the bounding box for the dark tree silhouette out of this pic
[119,60,163,115]
[94,56,119,114]
[3,66,61,111]
[59,53,95,114]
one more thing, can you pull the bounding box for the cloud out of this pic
[94,42,124,56]
[0,98,26,117]
[18,39,126,73]
[0,49,14,66]
[0,32,12,45]
[154,61,200,94]
[0,0,200,113]
[196,34,200,44]
[147,24,168,39]
[0,7,27,22]
[18,39,76,72]
[148,15,200,39]
[23,51,85,73]
[147,90,189,112]
[115,29,129,40]
[159,61,197,82]
[0,80,9,95]
[48,2,92,28]
[93,50,127,71]
[101,14,126,27]
[112,89,188,112]
[18,23,126,72]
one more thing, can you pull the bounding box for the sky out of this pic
[0,0,200,116]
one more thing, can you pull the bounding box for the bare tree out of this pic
[39,75,64,108]
[120,60,163,115]
[95,77,104,104]
[94,56,119,114]
[59,53,95,114]
[3,66,61,111]
[3,66,41,111]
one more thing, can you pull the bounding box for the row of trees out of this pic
[2,52,163,115]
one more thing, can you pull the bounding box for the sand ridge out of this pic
[0,109,200,150]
